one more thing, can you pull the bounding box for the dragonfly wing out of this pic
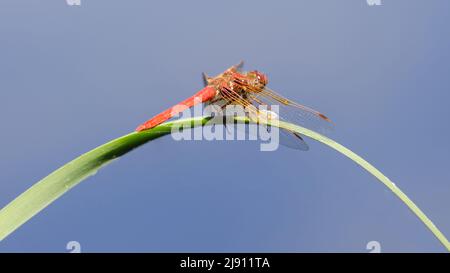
[244,87,334,150]
[278,129,310,150]
[220,109,309,150]
[256,124,309,151]
[217,85,311,151]
[247,87,333,135]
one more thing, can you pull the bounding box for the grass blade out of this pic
[0,116,448,251]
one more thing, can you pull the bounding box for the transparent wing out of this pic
[273,126,310,151]
[247,87,334,135]
[218,86,310,150]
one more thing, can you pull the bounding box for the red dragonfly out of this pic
[136,62,333,150]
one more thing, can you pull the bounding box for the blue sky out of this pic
[1,0,449,252]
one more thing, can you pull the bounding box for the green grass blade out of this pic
[240,117,450,251]
[0,116,448,252]
[0,117,209,241]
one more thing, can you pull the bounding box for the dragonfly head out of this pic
[247,70,268,90]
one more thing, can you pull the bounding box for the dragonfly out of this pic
[136,62,333,150]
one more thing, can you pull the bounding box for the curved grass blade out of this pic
[237,117,450,251]
[0,117,210,241]
[0,116,448,252]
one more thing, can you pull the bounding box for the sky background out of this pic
[1,0,449,252]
